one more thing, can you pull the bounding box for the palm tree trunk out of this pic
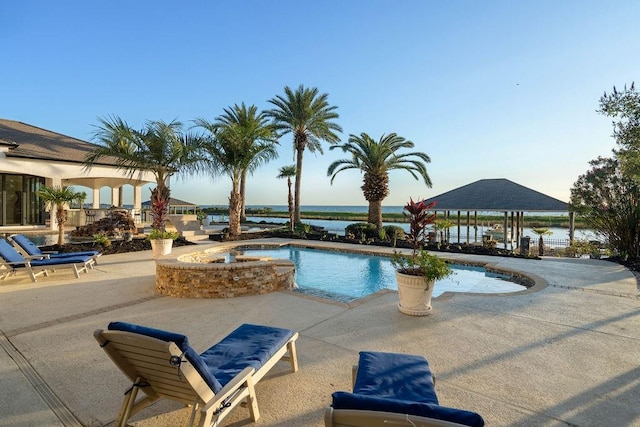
[287,178,294,232]
[294,148,304,224]
[240,171,247,221]
[228,190,242,237]
[56,205,66,246]
[538,236,544,256]
[367,200,383,229]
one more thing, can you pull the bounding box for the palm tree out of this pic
[38,185,83,245]
[277,165,296,232]
[266,85,342,224]
[194,104,278,237]
[84,116,204,233]
[327,132,432,229]
[435,218,455,243]
[531,227,553,256]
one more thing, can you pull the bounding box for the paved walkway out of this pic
[1,239,639,426]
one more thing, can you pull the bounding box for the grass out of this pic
[201,207,587,229]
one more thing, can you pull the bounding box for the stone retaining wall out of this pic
[155,258,295,298]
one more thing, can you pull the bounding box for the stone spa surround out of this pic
[155,250,295,298]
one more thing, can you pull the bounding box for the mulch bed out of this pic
[40,237,195,256]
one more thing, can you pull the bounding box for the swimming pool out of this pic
[235,246,527,302]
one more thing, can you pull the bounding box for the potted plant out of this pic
[148,228,178,257]
[391,198,453,316]
[147,187,178,257]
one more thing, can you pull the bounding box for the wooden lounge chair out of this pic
[9,233,101,267]
[325,351,484,427]
[94,321,299,427]
[0,238,93,282]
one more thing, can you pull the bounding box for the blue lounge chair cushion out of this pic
[30,255,92,267]
[0,239,26,264]
[353,351,438,404]
[331,392,485,427]
[11,234,100,258]
[108,322,223,393]
[0,239,93,269]
[199,323,294,387]
[48,251,100,258]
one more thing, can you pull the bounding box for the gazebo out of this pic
[422,178,571,248]
[141,197,201,224]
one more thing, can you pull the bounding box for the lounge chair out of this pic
[9,233,101,266]
[0,238,93,282]
[325,351,484,427]
[94,321,299,427]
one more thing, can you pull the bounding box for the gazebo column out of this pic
[456,211,461,243]
[515,212,522,246]
[111,187,119,207]
[133,185,143,210]
[92,188,100,209]
[510,211,515,246]
[466,211,471,244]
[503,212,508,249]
[474,211,478,243]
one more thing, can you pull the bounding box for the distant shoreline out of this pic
[202,207,585,229]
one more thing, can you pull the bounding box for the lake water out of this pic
[206,204,572,217]
[241,217,593,242]
[205,204,587,240]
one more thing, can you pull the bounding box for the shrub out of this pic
[93,232,111,247]
[383,225,405,246]
[345,223,378,240]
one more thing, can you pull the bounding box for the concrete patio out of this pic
[1,239,639,427]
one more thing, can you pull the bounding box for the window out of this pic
[1,174,45,226]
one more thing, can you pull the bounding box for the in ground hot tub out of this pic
[155,250,295,298]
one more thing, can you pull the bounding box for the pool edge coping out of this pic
[210,239,549,303]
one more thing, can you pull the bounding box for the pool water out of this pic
[236,246,527,303]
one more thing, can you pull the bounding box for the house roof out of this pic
[142,197,197,207]
[423,178,568,212]
[0,119,118,165]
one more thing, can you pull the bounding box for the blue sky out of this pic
[1,1,638,206]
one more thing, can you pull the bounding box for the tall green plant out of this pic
[531,227,553,256]
[266,85,342,224]
[570,156,640,259]
[327,132,432,228]
[38,185,83,245]
[195,104,278,237]
[598,83,640,180]
[277,165,296,232]
[85,116,204,232]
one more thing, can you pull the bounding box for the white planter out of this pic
[150,239,173,257]
[395,271,435,316]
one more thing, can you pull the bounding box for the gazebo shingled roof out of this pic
[141,197,197,207]
[423,178,568,212]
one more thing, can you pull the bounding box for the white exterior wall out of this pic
[0,152,154,231]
